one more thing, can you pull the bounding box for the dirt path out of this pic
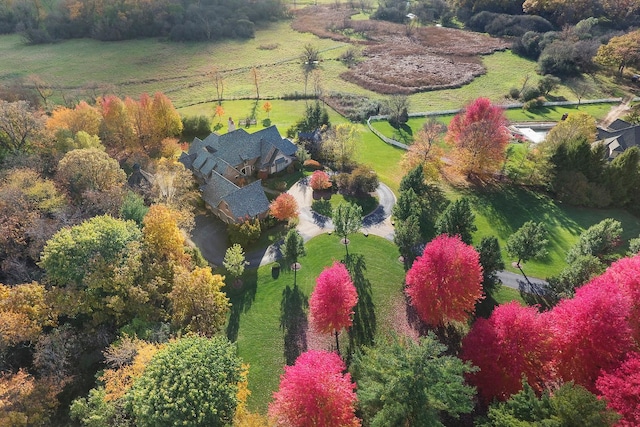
[601,97,633,127]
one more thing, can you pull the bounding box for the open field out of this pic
[0,7,620,111]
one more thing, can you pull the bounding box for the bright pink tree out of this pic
[589,254,640,342]
[309,262,358,355]
[405,234,483,326]
[596,352,640,427]
[547,278,634,392]
[310,170,332,191]
[461,302,554,404]
[268,350,361,427]
[445,97,510,178]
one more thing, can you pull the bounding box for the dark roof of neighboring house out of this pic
[596,120,640,157]
[221,180,270,220]
[127,163,155,188]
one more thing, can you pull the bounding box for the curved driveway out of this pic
[288,177,396,243]
[192,178,548,293]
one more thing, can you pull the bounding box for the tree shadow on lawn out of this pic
[280,284,309,365]
[391,123,414,145]
[344,253,376,352]
[226,268,259,342]
[460,184,583,239]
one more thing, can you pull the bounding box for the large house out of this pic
[180,125,297,224]
[595,119,640,161]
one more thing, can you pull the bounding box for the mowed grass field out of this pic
[0,13,617,110]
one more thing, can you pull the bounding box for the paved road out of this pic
[497,270,548,293]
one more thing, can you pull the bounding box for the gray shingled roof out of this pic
[222,180,270,220]
[200,172,239,208]
[178,152,196,170]
[183,126,295,220]
[597,119,640,153]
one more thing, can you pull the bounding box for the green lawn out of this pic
[370,102,617,145]
[224,233,407,412]
[224,231,531,413]
[179,99,349,136]
[355,126,405,193]
[460,184,640,278]
[311,192,379,217]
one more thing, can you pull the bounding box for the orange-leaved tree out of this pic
[445,97,510,179]
[270,193,299,222]
[262,101,272,118]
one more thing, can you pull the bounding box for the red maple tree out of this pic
[268,350,361,427]
[589,254,640,342]
[405,234,483,326]
[596,352,640,427]
[445,97,510,178]
[310,170,332,191]
[309,262,358,354]
[547,277,634,392]
[269,193,299,221]
[461,302,554,404]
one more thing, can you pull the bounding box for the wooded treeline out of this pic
[0,0,287,43]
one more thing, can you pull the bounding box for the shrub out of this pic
[310,170,332,191]
[228,218,261,247]
[521,86,541,102]
[508,87,521,99]
[347,166,379,194]
[468,12,553,37]
[538,75,561,96]
[303,159,322,170]
[538,40,580,77]
[522,96,546,111]
[182,115,211,136]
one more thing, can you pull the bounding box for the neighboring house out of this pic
[127,163,154,191]
[180,125,297,223]
[595,119,640,161]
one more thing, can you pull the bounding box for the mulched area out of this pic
[292,6,510,94]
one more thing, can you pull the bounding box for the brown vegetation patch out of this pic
[292,6,510,94]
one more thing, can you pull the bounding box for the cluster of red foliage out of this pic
[309,262,358,335]
[309,170,332,191]
[405,235,483,326]
[461,253,640,424]
[268,350,360,427]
